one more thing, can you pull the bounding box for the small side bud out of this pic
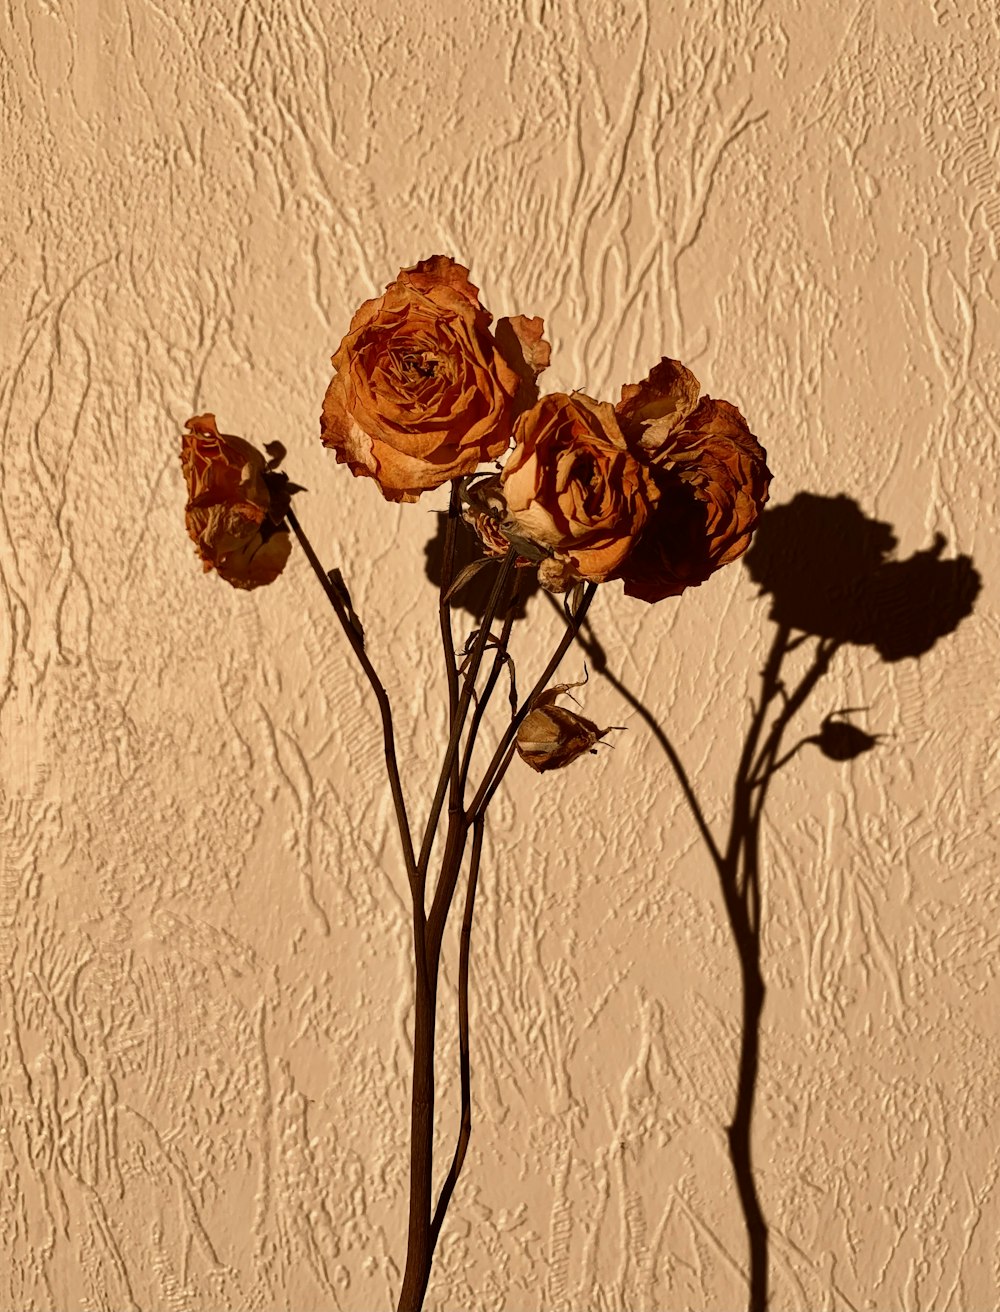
[814,710,883,761]
[515,676,614,773]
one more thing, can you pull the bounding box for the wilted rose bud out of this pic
[515,679,613,773]
[536,557,580,594]
[459,471,547,567]
[180,413,292,590]
[466,509,512,559]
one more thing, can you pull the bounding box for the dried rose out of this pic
[321,255,548,504]
[500,392,658,589]
[515,680,612,772]
[612,361,771,602]
[180,413,291,590]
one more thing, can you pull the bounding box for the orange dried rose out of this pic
[500,392,658,589]
[321,256,547,504]
[180,414,291,590]
[611,361,771,602]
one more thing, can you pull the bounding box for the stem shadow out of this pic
[575,492,980,1312]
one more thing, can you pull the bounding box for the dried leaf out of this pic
[444,556,496,602]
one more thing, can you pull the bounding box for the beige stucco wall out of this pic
[2,2,998,1309]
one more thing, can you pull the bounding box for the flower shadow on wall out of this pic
[427,491,980,1312]
[425,508,540,620]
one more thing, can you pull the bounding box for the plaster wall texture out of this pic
[2,1,998,1309]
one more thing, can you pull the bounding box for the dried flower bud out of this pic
[467,509,511,559]
[459,471,547,566]
[515,679,613,773]
[459,472,509,557]
[537,557,581,594]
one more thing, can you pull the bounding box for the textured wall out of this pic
[2,1,998,1309]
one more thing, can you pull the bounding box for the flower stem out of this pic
[420,550,517,889]
[398,539,519,1312]
[430,814,484,1249]
[396,928,438,1312]
[458,572,520,797]
[467,582,598,822]
[285,505,417,883]
[396,814,471,1312]
[412,581,597,1301]
[439,484,462,812]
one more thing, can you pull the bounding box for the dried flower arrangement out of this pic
[179,255,771,1311]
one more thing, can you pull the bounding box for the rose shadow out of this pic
[424,494,980,1312]
[574,493,978,1312]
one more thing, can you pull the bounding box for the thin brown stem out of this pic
[396,933,439,1312]
[422,551,516,890]
[457,570,520,797]
[285,505,417,883]
[439,484,462,813]
[398,820,475,1312]
[467,583,598,822]
[429,814,484,1251]
[398,548,518,1312]
[474,741,518,817]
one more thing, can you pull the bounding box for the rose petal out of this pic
[495,314,552,416]
[396,255,485,314]
[616,357,701,458]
